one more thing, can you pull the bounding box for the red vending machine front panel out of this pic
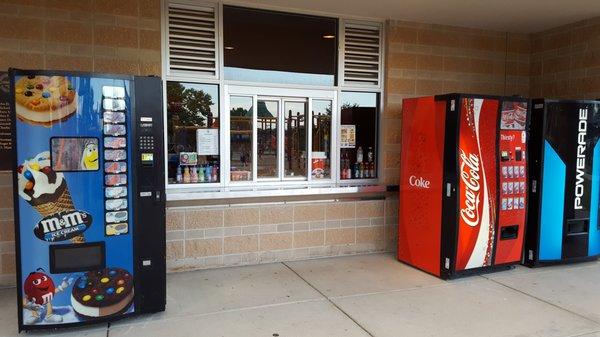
[495,101,528,264]
[398,97,447,276]
[456,97,499,271]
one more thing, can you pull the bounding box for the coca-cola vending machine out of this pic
[399,94,529,279]
[524,99,600,266]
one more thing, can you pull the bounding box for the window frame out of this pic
[162,0,385,193]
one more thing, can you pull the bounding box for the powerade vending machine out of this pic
[10,69,166,331]
[399,94,529,279]
[524,99,600,266]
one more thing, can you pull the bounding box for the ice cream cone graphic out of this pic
[18,151,86,243]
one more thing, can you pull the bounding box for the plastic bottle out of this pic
[176,166,183,183]
[213,164,219,182]
[367,147,373,163]
[199,165,205,183]
[357,146,363,163]
[183,166,191,183]
[205,164,212,182]
[190,165,198,183]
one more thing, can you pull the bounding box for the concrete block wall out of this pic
[530,17,600,99]
[164,199,398,272]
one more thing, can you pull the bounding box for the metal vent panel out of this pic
[343,22,382,87]
[167,3,217,78]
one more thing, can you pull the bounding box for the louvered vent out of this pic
[343,22,382,87]
[167,3,217,77]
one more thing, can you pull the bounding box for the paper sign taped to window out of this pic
[340,125,356,148]
[197,128,219,155]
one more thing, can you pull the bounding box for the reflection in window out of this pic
[230,96,253,181]
[311,100,332,179]
[284,101,307,178]
[340,92,378,180]
[257,100,279,179]
[167,82,219,184]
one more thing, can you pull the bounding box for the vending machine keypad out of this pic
[139,135,154,151]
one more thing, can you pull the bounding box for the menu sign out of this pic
[0,71,13,170]
[340,125,356,148]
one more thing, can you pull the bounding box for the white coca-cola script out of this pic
[459,149,481,227]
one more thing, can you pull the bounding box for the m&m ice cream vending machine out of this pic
[398,94,529,279]
[524,99,600,266]
[10,69,166,331]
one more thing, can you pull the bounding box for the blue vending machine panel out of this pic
[11,70,166,331]
[525,99,600,266]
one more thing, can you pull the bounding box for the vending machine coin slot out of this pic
[515,148,522,161]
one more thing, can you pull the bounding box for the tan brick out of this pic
[356,200,385,218]
[140,0,160,18]
[294,230,324,248]
[140,61,161,76]
[0,220,14,242]
[185,238,221,258]
[1,253,15,274]
[185,209,223,229]
[325,228,355,245]
[224,207,259,227]
[356,226,384,244]
[416,54,443,71]
[260,205,293,224]
[0,187,12,209]
[293,204,325,222]
[47,0,93,11]
[388,78,415,95]
[94,0,138,15]
[224,235,258,254]
[443,56,470,72]
[0,51,44,69]
[259,232,293,251]
[388,52,416,70]
[0,15,43,40]
[325,202,355,220]
[384,150,401,170]
[94,58,139,75]
[388,25,418,44]
[166,241,183,260]
[165,210,184,231]
[383,121,401,145]
[45,20,93,44]
[139,29,161,50]
[416,79,444,95]
[94,25,138,48]
[46,55,93,72]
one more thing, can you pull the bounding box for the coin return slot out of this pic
[500,225,519,240]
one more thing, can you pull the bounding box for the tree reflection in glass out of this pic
[284,101,307,178]
[257,100,278,178]
[230,96,253,181]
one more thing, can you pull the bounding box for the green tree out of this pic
[167,83,214,134]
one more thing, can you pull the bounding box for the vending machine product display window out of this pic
[166,81,220,184]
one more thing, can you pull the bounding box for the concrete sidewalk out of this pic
[1,253,600,337]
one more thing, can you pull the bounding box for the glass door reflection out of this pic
[257,99,279,179]
[283,100,308,178]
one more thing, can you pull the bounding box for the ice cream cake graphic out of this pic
[71,268,134,318]
[17,151,88,243]
[14,75,77,126]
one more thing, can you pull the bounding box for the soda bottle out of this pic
[357,146,363,163]
[205,164,212,182]
[213,164,219,182]
[183,166,191,183]
[367,147,373,163]
[199,164,205,183]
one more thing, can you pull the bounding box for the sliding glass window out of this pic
[229,96,253,182]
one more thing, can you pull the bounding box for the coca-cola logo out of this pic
[409,175,430,189]
[459,150,481,227]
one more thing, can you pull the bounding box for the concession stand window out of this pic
[163,2,385,200]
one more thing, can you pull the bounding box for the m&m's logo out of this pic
[34,210,92,242]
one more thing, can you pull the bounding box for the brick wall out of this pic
[530,17,600,99]
[382,20,531,185]
[0,172,14,287]
[165,199,397,272]
[0,0,161,75]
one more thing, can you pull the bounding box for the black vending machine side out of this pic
[131,76,166,313]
